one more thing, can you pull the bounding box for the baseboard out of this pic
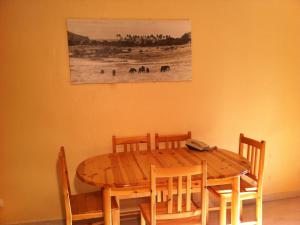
[263,190,300,202]
[5,218,64,225]
[5,210,139,225]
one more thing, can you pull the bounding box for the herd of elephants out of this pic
[100,65,171,76]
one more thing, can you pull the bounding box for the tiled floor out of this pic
[122,197,300,225]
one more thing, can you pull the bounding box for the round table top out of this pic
[76,148,250,189]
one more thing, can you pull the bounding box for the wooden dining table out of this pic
[76,147,250,225]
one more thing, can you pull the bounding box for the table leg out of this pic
[231,176,240,225]
[103,187,112,225]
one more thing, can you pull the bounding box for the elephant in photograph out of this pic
[138,66,145,73]
[129,68,137,73]
[160,65,170,72]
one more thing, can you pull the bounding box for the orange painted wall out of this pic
[1,0,300,224]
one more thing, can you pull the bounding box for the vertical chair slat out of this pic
[151,165,157,225]
[186,175,192,212]
[254,150,260,178]
[246,144,251,160]
[171,142,175,149]
[257,142,266,187]
[155,133,159,150]
[112,136,117,153]
[168,177,173,214]
[177,141,181,148]
[177,176,182,212]
[162,191,167,202]
[157,190,161,202]
[253,147,258,177]
[147,133,151,151]
[251,146,256,175]
[201,161,208,225]
[239,134,244,156]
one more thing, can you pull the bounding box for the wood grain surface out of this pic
[77,148,250,190]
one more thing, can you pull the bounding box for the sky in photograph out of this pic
[67,19,191,40]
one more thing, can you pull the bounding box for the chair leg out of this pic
[206,209,210,224]
[103,187,112,225]
[206,191,210,224]
[240,199,243,221]
[220,196,227,225]
[141,214,146,225]
[66,218,72,225]
[256,193,263,225]
[112,209,120,225]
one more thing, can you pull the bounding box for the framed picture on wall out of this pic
[67,19,192,84]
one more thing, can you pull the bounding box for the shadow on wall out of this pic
[74,176,98,193]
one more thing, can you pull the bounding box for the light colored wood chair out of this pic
[209,133,265,225]
[112,133,151,153]
[59,147,120,225]
[155,131,191,150]
[111,134,151,218]
[154,131,192,203]
[139,162,208,225]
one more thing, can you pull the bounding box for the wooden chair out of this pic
[111,134,151,218]
[209,133,265,225]
[155,131,192,203]
[139,162,208,225]
[155,131,191,150]
[59,147,120,225]
[112,133,151,153]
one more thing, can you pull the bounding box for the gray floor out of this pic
[122,197,300,225]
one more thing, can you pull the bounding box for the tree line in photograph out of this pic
[68,31,191,47]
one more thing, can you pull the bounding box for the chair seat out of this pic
[140,199,200,225]
[70,191,118,220]
[209,178,257,196]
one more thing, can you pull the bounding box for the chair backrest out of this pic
[155,131,191,150]
[238,133,266,188]
[150,162,208,225]
[58,147,72,221]
[112,133,151,153]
